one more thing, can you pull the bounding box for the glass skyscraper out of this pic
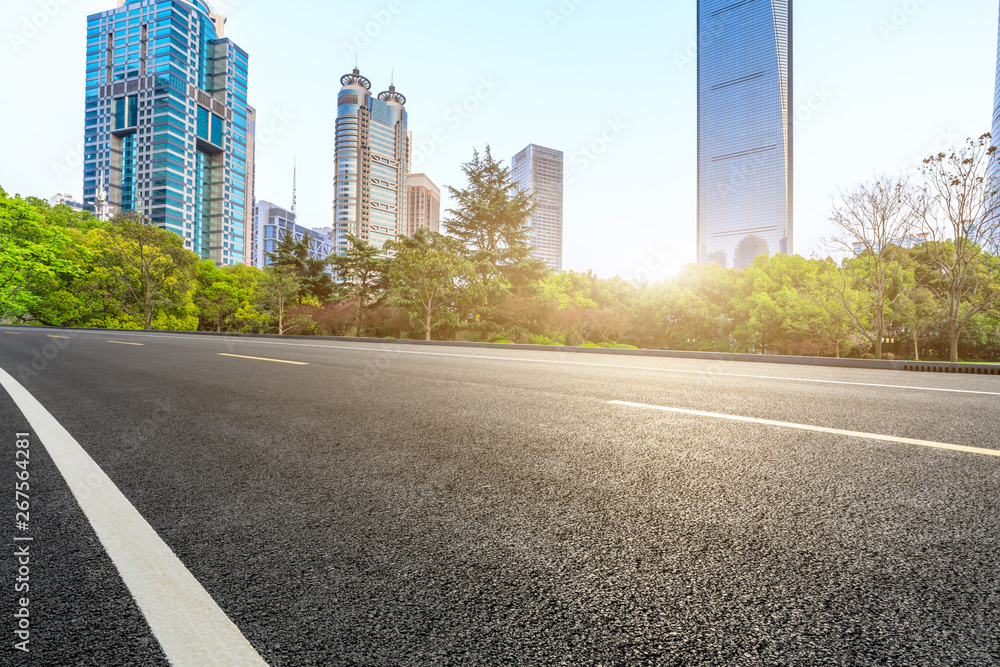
[993,3,1000,150]
[334,69,410,254]
[83,0,254,266]
[697,0,793,270]
[511,144,564,272]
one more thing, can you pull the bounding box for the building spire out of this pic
[292,157,297,215]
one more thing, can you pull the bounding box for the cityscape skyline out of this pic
[1,0,998,280]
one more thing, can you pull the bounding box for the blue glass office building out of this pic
[993,3,1000,150]
[83,0,254,266]
[334,69,410,254]
[697,0,793,269]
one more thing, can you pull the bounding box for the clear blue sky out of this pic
[1,0,997,281]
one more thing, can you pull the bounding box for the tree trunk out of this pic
[425,311,432,341]
[913,333,919,362]
[950,337,959,364]
[873,339,882,359]
[834,343,840,359]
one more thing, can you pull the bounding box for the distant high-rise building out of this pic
[511,144,564,272]
[994,2,1000,144]
[697,0,793,270]
[82,0,254,266]
[253,201,333,269]
[49,194,86,212]
[334,68,410,254]
[407,173,441,236]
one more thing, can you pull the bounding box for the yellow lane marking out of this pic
[107,341,145,346]
[218,353,308,366]
[609,401,1000,459]
[47,335,71,339]
[5,332,22,335]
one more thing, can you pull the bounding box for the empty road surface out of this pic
[1,327,998,666]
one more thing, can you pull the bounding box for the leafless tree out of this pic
[821,176,921,358]
[915,134,1000,362]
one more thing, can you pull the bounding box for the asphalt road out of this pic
[1,327,999,666]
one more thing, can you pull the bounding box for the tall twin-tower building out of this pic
[334,68,411,254]
[697,0,793,269]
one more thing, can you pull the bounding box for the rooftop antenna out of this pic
[292,157,297,216]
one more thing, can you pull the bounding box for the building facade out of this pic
[334,68,410,255]
[697,0,792,270]
[49,194,87,212]
[994,1,1000,147]
[511,144,564,272]
[83,0,254,266]
[252,201,333,269]
[406,173,441,236]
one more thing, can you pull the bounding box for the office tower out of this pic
[334,68,410,254]
[253,201,334,270]
[697,0,793,270]
[995,1,1000,144]
[407,174,441,236]
[82,0,254,266]
[511,144,564,272]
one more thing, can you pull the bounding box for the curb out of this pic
[5,325,999,375]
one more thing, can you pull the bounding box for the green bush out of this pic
[491,338,517,345]
[882,353,896,361]
[611,343,639,350]
[529,335,563,346]
[862,353,876,360]
[580,342,602,348]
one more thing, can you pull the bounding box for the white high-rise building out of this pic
[511,144,564,272]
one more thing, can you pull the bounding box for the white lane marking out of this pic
[24,330,1000,397]
[0,367,267,666]
[609,401,1000,459]
[219,353,308,365]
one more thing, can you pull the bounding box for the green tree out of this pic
[443,146,541,315]
[891,286,940,361]
[267,229,334,304]
[329,233,390,336]
[0,189,84,324]
[95,213,197,330]
[193,261,262,332]
[917,134,1000,362]
[386,230,481,341]
[821,176,921,359]
[256,266,300,335]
